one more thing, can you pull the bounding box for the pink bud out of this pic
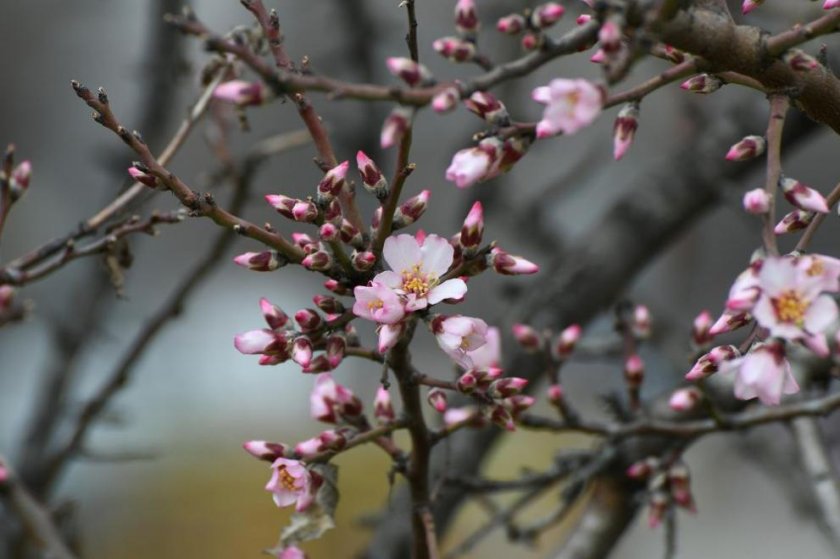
[742,188,771,214]
[265,194,297,219]
[317,161,350,201]
[427,388,448,412]
[497,14,525,35]
[691,310,713,346]
[292,337,314,368]
[432,87,460,113]
[647,492,670,529]
[260,298,289,330]
[576,14,592,25]
[489,404,516,431]
[0,286,15,311]
[554,324,582,359]
[680,74,722,94]
[351,250,377,272]
[213,80,265,106]
[356,150,388,198]
[627,457,657,479]
[457,370,479,393]
[381,107,412,149]
[512,323,541,351]
[662,45,685,64]
[324,279,349,296]
[459,201,484,253]
[613,103,639,161]
[685,345,740,380]
[302,355,332,373]
[386,57,432,87]
[444,406,480,427]
[233,251,282,272]
[669,387,702,412]
[774,209,815,234]
[393,190,430,228]
[741,0,764,14]
[598,21,621,53]
[128,165,157,188]
[489,377,528,399]
[489,247,539,275]
[781,177,829,214]
[374,386,395,423]
[432,37,476,62]
[531,2,565,28]
[295,309,323,332]
[624,354,644,386]
[465,91,508,125]
[314,295,344,315]
[302,249,333,272]
[455,0,479,34]
[339,220,364,249]
[826,0,840,9]
[243,440,288,462]
[632,304,651,339]
[325,335,346,369]
[378,323,404,354]
[590,49,606,64]
[319,222,339,242]
[547,384,564,405]
[726,135,765,161]
[503,394,535,418]
[521,32,541,51]
[292,200,318,222]
[785,49,821,73]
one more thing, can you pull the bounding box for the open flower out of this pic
[265,458,316,511]
[372,234,467,312]
[310,373,362,423]
[352,283,405,324]
[432,315,489,368]
[720,341,798,405]
[532,78,603,137]
[751,256,838,341]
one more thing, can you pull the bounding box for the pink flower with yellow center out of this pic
[432,315,489,368]
[352,283,405,324]
[373,234,468,312]
[719,341,798,406]
[751,257,838,341]
[265,458,316,511]
[532,78,603,138]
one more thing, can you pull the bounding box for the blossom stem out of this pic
[762,94,789,257]
[372,126,416,257]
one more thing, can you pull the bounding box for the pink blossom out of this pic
[531,2,565,28]
[373,234,467,311]
[775,209,815,234]
[433,37,476,62]
[797,254,840,294]
[352,284,405,324]
[725,263,761,311]
[532,78,603,137]
[742,188,770,214]
[444,406,480,427]
[265,458,315,511]
[720,342,798,405]
[234,329,288,357]
[466,326,501,369]
[310,373,362,423]
[751,257,838,341]
[213,80,265,106]
[826,0,840,9]
[433,315,489,368]
[427,388,448,412]
[445,145,494,188]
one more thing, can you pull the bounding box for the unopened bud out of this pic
[128,165,157,188]
[381,107,412,149]
[457,370,479,393]
[393,189,430,229]
[295,309,324,332]
[319,222,339,242]
[743,188,771,215]
[780,177,829,214]
[265,194,297,219]
[512,323,542,351]
[260,298,288,330]
[455,0,479,35]
[432,87,460,113]
[531,2,565,28]
[317,161,350,202]
[351,250,377,271]
[292,336,314,368]
[598,20,621,53]
[685,345,740,380]
[496,14,525,35]
[691,310,713,346]
[374,386,395,423]
[489,247,539,275]
[213,80,265,106]
[784,49,820,72]
[433,37,476,62]
[292,199,318,222]
[554,324,581,359]
[680,74,722,94]
[465,91,509,125]
[521,32,542,51]
[613,103,639,161]
[624,354,644,386]
[356,150,388,199]
[459,201,484,254]
[632,304,651,339]
[669,387,702,412]
[325,334,347,369]
[488,377,528,399]
[243,440,288,462]
[427,388,448,412]
[726,135,765,161]
[302,248,333,272]
[233,251,283,272]
[774,209,815,234]
[324,279,350,296]
[386,57,432,87]
[313,295,344,315]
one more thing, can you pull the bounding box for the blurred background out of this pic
[2,0,840,557]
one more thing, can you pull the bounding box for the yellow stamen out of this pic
[772,290,809,326]
[401,264,438,298]
[277,466,297,491]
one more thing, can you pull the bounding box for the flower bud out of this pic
[680,74,723,94]
[356,150,388,199]
[669,387,702,412]
[685,344,740,380]
[381,107,412,149]
[554,324,581,359]
[314,295,344,315]
[386,57,432,87]
[233,251,283,272]
[260,298,289,330]
[647,491,670,529]
[742,188,770,215]
[512,323,541,351]
[292,199,318,222]
[433,37,476,62]
[302,355,332,373]
[338,219,364,249]
[323,279,349,296]
[780,177,829,214]
[531,2,565,28]
[489,247,539,275]
[632,304,651,339]
[774,209,815,234]
[502,394,535,418]
[317,161,350,202]
[521,32,542,51]
[784,49,820,72]
[726,135,765,161]
[243,440,288,462]
[488,377,528,399]
[427,388,448,412]
[265,194,297,219]
[377,323,404,354]
[351,250,377,271]
[613,103,639,161]
[459,201,484,254]
[465,91,509,125]
[627,457,659,479]
[292,337,314,368]
[292,232,318,253]
[624,354,644,387]
[432,87,460,113]
[374,386,395,423]
[213,80,265,106]
[496,14,525,35]
[598,20,621,53]
[547,384,564,405]
[456,370,479,393]
[590,49,606,64]
[325,334,347,369]
[301,248,333,272]
[576,14,592,25]
[741,0,764,14]
[323,198,342,223]
[662,45,685,64]
[691,310,713,347]
[319,222,339,242]
[455,0,479,35]
[128,164,157,188]
[0,286,15,312]
[393,190,430,229]
[295,309,324,332]
[444,406,480,427]
[489,404,516,431]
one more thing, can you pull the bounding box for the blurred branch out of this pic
[0,457,77,559]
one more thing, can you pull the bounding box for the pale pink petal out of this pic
[420,235,455,277]
[383,234,422,273]
[428,278,468,304]
[234,329,276,354]
[804,294,838,334]
[373,271,402,289]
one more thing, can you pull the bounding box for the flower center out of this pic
[807,259,825,277]
[401,265,436,298]
[772,290,809,325]
[277,466,297,491]
[367,299,384,311]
